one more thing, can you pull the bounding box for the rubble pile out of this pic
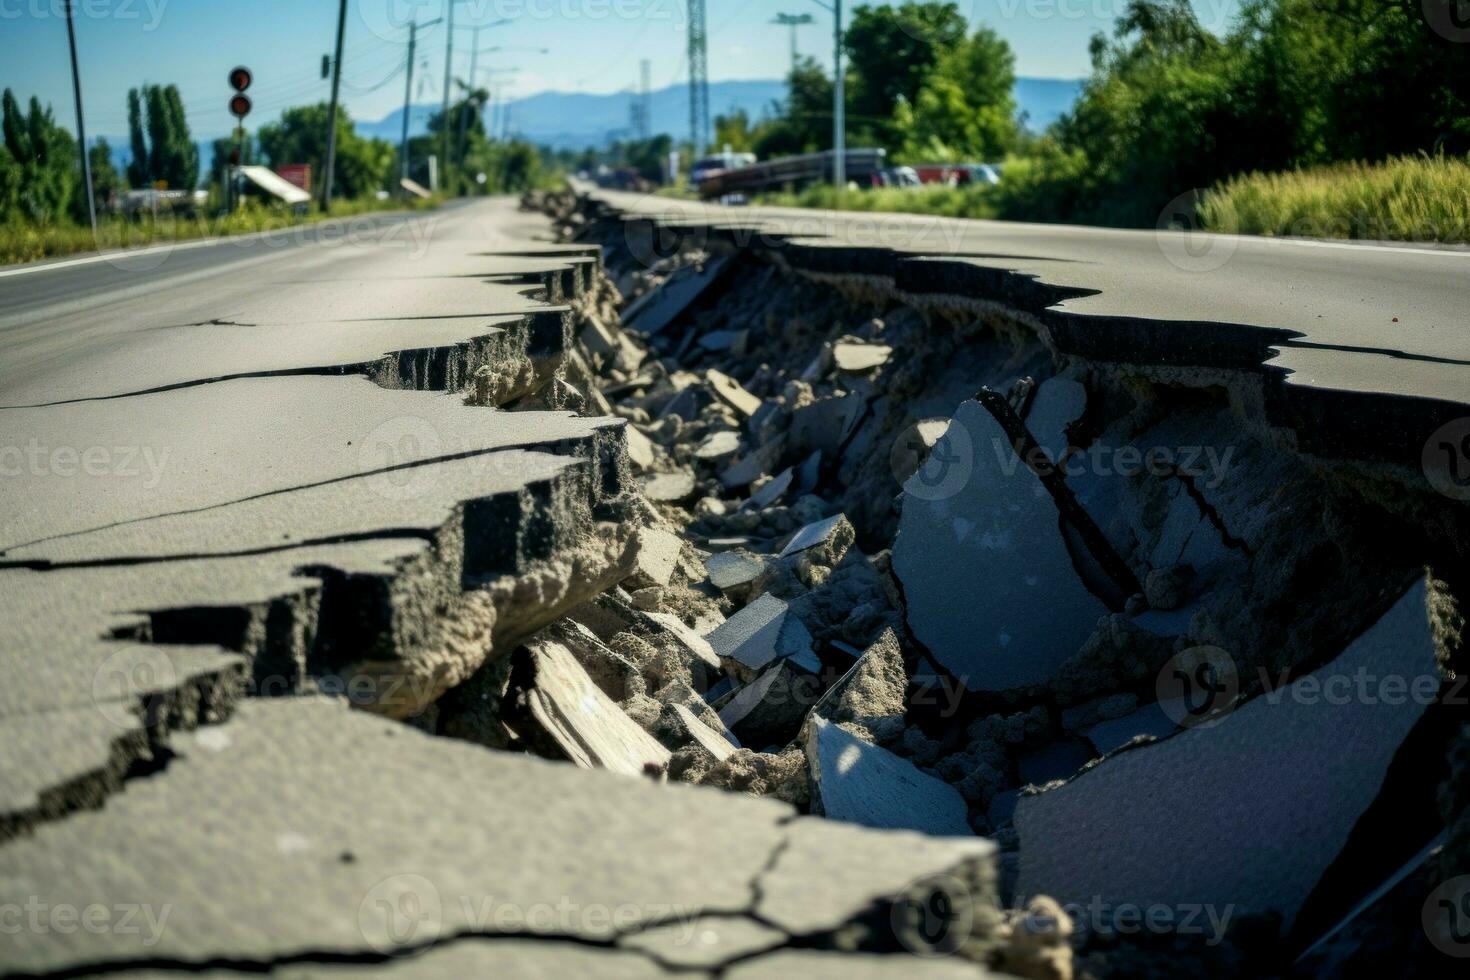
[490,193,1470,978]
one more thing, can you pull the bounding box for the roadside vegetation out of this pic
[1,76,558,265]
[719,0,1469,243]
[1197,155,1470,242]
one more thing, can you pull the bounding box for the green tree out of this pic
[894,26,1017,162]
[126,84,198,189]
[1,90,77,224]
[713,109,758,153]
[256,102,394,200]
[753,57,835,158]
[843,2,968,144]
[87,137,126,208]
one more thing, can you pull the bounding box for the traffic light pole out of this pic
[321,0,347,209]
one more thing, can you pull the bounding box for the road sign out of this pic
[228,66,252,92]
[229,94,252,119]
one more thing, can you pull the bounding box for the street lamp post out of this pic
[805,0,845,189]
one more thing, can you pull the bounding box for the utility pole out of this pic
[321,0,348,209]
[687,0,709,156]
[400,21,417,186]
[772,13,813,73]
[63,1,96,233]
[441,2,456,190]
[399,18,443,186]
[832,0,844,189]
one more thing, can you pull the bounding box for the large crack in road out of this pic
[1,192,1466,978]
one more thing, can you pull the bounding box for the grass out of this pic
[1197,154,1470,243]
[753,153,1470,245]
[0,194,443,266]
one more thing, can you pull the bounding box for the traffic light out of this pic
[228,66,252,121]
[322,55,331,80]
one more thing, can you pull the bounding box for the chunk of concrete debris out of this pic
[624,425,656,471]
[894,378,1109,693]
[747,467,794,510]
[542,619,645,701]
[707,368,763,417]
[719,659,822,749]
[629,527,683,588]
[706,549,765,593]
[721,439,785,490]
[623,256,732,336]
[806,718,971,836]
[641,611,724,678]
[694,429,742,463]
[642,470,697,503]
[779,513,853,560]
[706,593,821,682]
[512,640,672,778]
[698,329,742,352]
[672,702,740,760]
[802,628,908,744]
[790,394,863,457]
[1014,576,1450,931]
[833,341,893,373]
[793,450,822,495]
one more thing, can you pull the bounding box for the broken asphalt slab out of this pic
[1013,576,1450,933]
[0,697,1002,973]
[806,717,973,837]
[893,378,1110,693]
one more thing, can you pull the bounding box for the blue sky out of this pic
[0,0,1243,140]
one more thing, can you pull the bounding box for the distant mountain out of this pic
[359,77,1084,150]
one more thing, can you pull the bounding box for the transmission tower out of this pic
[687,0,709,155]
[633,59,651,142]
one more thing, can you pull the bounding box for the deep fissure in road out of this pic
[480,190,1467,977]
[5,193,1468,979]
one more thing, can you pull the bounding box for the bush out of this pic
[1198,154,1470,243]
